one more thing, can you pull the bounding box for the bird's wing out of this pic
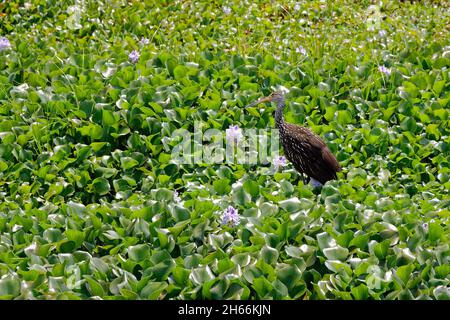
[284,124,341,183]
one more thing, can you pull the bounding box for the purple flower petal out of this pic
[129,50,140,63]
[0,37,11,51]
[221,206,240,227]
[226,125,242,144]
[223,6,231,15]
[378,65,391,76]
[140,37,149,46]
[295,46,307,56]
[273,155,287,169]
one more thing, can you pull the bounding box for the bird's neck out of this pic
[275,99,285,129]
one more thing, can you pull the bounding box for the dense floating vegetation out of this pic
[0,0,448,300]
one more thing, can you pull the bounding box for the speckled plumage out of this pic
[248,91,341,185]
[278,122,341,184]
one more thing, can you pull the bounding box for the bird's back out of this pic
[279,123,341,184]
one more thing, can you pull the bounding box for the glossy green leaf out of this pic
[128,244,150,262]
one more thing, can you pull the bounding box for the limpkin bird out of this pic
[246,91,341,185]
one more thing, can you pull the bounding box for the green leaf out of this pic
[243,180,260,197]
[277,265,301,289]
[57,240,76,253]
[398,289,414,300]
[373,240,390,260]
[396,265,414,286]
[172,205,190,222]
[0,160,8,171]
[172,267,190,286]
[324,260,352,275]
[90,142,107,152]
[173,65,188,80]
[252,277,273,298]
[141,282,168,300]
[285,246,302,259]
[433,80,445,96]
[92,177,110,195]
[213,178,231,195]
[260,245,279,264]
[433,286,450,300]
[190,266,215,285]
[435,265,450,279]
[102,109,117,126]
[153,188,172,201]
[349,233,369,250]
[317,232,334,250]
[400,117,417,132]
[120,157,139,170]
[0,276,20,299]
[43,228,63,243]
[263,54,275,70]
[85,276,105,297]
[145,259,175,281]
[347,168,367,188]
[65,229,85,248]
[166,57,177,76]
[351,284,369,300]
[323,246,349,261]
[1,0,448,302]
[336,110,352,125]
[279,198,301,212]
[66,201,86,216]
[232,184,250,206]
[336,231,354,248]
[428,223,443,242]
[128,244,150,262]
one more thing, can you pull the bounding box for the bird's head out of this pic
[245,91,285,108]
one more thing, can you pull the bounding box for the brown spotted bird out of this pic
[246,91,341,186]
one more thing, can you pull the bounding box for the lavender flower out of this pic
[378,65,391,76]
[173,190,181,202]
[294,3,301,11]
[295,45,307,56]
[378,29,387,38]
[423,219,434,232]
[140,37,150,46]
[222,206,240,226]
[273,155,287,170]
[0,37,11,51]
[310,178,323,187]
[223,6,231,15]
[129,50,140,63]
[226,125,242,145]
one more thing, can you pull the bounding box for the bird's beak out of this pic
[245,96,272,108]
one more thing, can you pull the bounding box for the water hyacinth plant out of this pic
[225,125,242,145]
[378,65,391,76]
[222,6,231,15]
[295,45,307,56]
[139,37,150,46]
[0,37,11,51]
[221,206,240,227]
[0,0,448,302]
[128,50,140,63]
[273,155,287,170]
